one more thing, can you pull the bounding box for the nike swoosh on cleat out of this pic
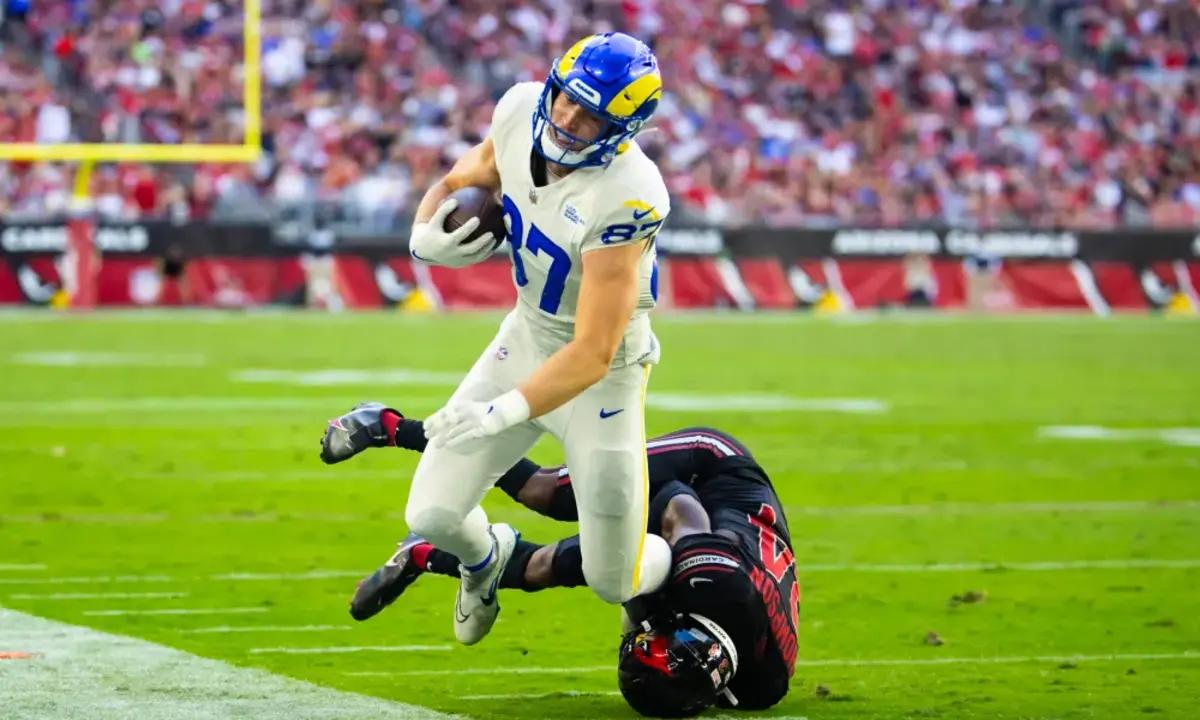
[599,408,624,419]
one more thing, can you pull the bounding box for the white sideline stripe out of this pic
[232,368,463,387]
[84,607,269,617]
[1039,425,1200,448]
[786,499,1200,517]
[0,574,173,585]
[249,645,451,655]
[10,351,206,367]
[647,393,887,414]
[0,563,46,571]
[6,500,1197,528]
[1,392,887,415]
[793,651,1200,668]
[0,397,350,414]
[345,665,613,677]
[182,625,354,635]
[803,559,1200,573]
[409,652,1200,682]
[4,557,1200,588]
[9,592,187,600]
[1070,260,1111,317]
[211,570,364,581]
[0,608,450,719]
[0,513,173,524]
[459,690,621,701]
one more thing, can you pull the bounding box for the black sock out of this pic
[495,458,540,500]
[549,535,585,587]
[499,540,542,591]
[424,548,461,577]
[394,419,428,452]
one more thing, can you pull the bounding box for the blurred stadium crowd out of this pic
[1,0,1199,230]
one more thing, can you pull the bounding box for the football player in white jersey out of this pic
[397,32,673,645]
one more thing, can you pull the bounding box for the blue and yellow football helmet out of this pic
[532,32,662,169]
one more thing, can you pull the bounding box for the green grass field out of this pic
[1,311,1198,719]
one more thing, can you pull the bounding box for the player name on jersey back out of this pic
[490,82,670,368]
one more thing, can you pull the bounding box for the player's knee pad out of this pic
[583,564,634,604]
[404,505,464,544]
[578,448,640,518]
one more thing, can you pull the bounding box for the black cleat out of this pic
[350,532,428,621]
[320,402,400,464]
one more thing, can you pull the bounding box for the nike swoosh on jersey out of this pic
[599,408,624,419]
[689,577,713,588]
[632,208,656,220]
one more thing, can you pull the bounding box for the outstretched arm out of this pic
[391,415,579,521]
[423,240,648,449]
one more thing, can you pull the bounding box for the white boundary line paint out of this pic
[345,666,614,677]
[0,564,46,571]
[83,607,269,617]
[5,500,1197,528]
[786,499,1200,517]
[1039,425,1200,448]
[802,559,1200,573]
[232,368,463,387]
[458,691,622,701]
[0,608,451,720]
[9,592,187,601]
[5,557,1199,588]
[383,651,1200,681]
[0,397,339,414]
[4,392,888,415]
[211,570,364,581]
[10,351,206,367]
[1070,260,1110,317]
[0,513,173,524]
[248,645,451,655]
[0,575,174,586]
[791,651,1200,667]
[181,625,354,635]
[647,393,887,414]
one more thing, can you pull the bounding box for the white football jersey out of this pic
[489,82,669,367]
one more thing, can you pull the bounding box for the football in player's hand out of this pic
[444,187,506,251]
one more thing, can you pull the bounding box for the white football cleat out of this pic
[453,523,518,645]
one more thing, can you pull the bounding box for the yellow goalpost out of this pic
[0,0,261,309]
[0,0,261,166]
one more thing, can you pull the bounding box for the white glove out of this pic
[424,389,531,451]
[408,197,497,269]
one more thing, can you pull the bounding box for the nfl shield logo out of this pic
[529,187,538,204]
